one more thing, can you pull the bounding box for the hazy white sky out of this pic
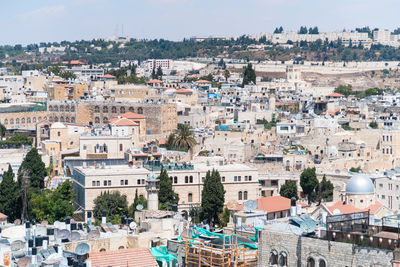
[1,0,399,45]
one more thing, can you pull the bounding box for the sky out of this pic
[1,0,400,45]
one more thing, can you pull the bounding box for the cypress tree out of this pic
[158,168,179,210]
[201,169,225,226]
[0,165,19,221]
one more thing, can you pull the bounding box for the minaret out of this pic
[146,172,160,211]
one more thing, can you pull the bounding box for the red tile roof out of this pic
[196,80,211,83]
[158,138,167,145]
[327,201,383,215]
[175,88,193,94]
[0,213,7,219]
[147,79,163,84]
[89,248,158,267]
[109,117,138,126]
[101,74,116,79]
[238,196,308,213]
[327,92,345,97]
[120,112,145,120]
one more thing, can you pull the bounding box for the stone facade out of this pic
[259,229,394,267]
[0,110,48,130]
[47,100,177,135]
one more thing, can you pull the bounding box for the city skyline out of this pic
[2,0,400,45]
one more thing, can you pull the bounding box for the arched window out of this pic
[71,106,75,112]
[244,191,248,200]
[269,250,278,265]
[60,105,64,112]
[112,106,117,113]
[71,117,75,123]
[54,106,59,112]
[118,246,125,250]
[188,193,193,203]
[103,106,108,113]
[3,119,8,125]
[54,117,59,122]
[129,107,134,112]
[49,117,53,122]
[174,176,178,183]
[307,257,315,267]
[120,107,125,113]
[279,252,288,266]
[99,248,106,252]
[185,176,188,183]
[94,106,100,113]
[10,119,14,124]
[21,118,25,124]
[49,105,53,111]
[103,117,108,123]
[35,117,39,122]
[189,175,193,183]
[95,117,100,123]
[319,259,326,267]
[65,106,70,112]
[65,117,70,123]
[27,118,31,123]
[137,107,143,114]
[16,118,19,124]
[238,191,242,200]
[60,116,64,122]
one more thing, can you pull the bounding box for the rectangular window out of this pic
[97,181,100,186]
[137,179,141,185]
[245,176,248,181]
[120,180,124,185]
[249,176,252,181]
[189,176,193,183]
[142,179,145,184]
[234,176,237,182]
[92,181,96,186]
[108,180,111,186]
[125,180,128,185]
[103,180,107,186]
[222,176,225,182]
[185,176,188,183]
[120,144,123,151]
[238,176,241,182]
[174,177,178,184]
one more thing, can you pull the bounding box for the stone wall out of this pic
[259,229,394,267]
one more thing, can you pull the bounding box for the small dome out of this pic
[345,174,374,195]
[51,122,66,129]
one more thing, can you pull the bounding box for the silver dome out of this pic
[345,174,374,195]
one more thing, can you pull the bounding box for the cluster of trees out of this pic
[274,26,284,34]
[0,133,32,148]
[0,148,75,223]
[107,64,146,84]
[299,26,319,34]
[47,65,76,80]
[151,66,163,80]
[256,117,278,130]
[280,168,334,204]
[164,124,196,152]
[242,63,256,87]
[334,85,383,98]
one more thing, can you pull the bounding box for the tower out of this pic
[146,172,160,211]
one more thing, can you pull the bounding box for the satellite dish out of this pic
[243,200,258,211]
[53,221,61,229]
[129,222,137,230]
[75,243,90,256]
[173,214,183,220]
[188,216,192,222]
[10,240,25,251]
[254,218,264,228]
[136,204,143,211]
[57,229,70,240]
[70,231,81,242]
[13,219,21,225]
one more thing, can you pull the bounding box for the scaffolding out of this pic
[181,230,258,267]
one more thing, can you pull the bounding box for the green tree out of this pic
[223,69,230,81]
[173,124,197,152]
[318,175,334,202]
[165,133,175,150]
[129,189,147,217]
[30,180,75,223]
[0,165,19,221]
[18,148,47,220]
[158,168,179,210]
[242,63,256,87]
[93,191,128,224]
[369,121,378,129]
[334,85,353,97]
[60,71,76,80]
[220,207,231,227]
[201,170,225,226]
[0,123,6,138]
[156,66,163,79]
[300,167,319,204]
[279,180,298,200]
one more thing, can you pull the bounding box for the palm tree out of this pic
[173,124,196,152]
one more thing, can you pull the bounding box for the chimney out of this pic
[290,197,297,217]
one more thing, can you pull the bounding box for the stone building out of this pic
[258,228,396,267]
[47,100,177,135]
[0,102,48,131]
